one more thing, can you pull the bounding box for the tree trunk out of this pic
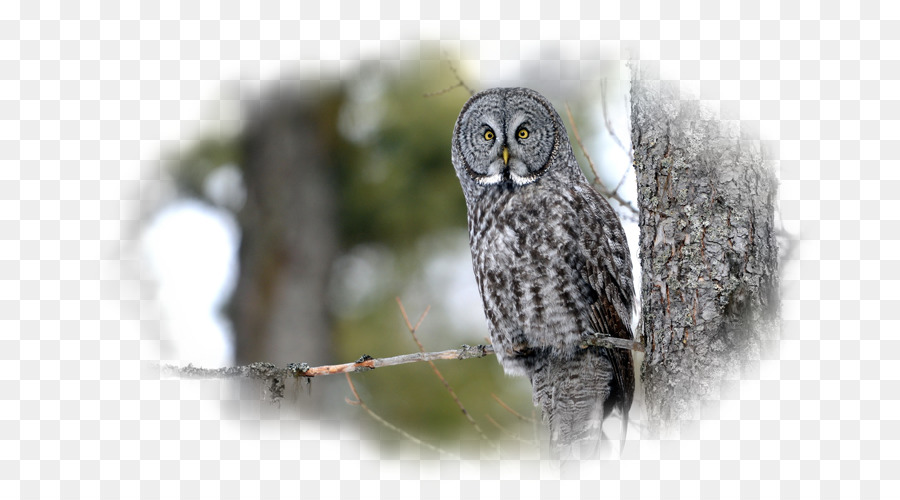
[631,76,780,425]
[228,87,341,373]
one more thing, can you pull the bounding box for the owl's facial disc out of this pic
[455,89,561,188]
[454,89,565,186]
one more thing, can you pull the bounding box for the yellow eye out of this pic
[484,130,494,141]
[518,128,529,139]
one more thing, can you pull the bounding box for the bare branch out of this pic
[396,298,494,445]
[158,361,291,402]
[564,103,639,217]
[581,335,645,353]
[345,373,458,458]
[159,327,642,417]
[160,344,496,386]
[160,335,642,385]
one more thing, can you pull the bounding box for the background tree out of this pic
[229,87,344,369]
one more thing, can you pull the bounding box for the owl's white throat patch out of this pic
[509,171,540,186]
[474,172,504,185]
[472,170,540,186]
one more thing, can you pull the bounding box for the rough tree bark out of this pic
[228,87,341,373]
[631,75,780,425]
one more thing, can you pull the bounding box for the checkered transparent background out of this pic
[3,1,897,498]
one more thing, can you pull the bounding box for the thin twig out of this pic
[449,61,475,96]
[345,373,457,458]
[491,393,534,423]
[612,168,632,199]
[396,299,431,334]
[396,298,493,444]
[600,80,635,200]
[599,79,633,165]
[564,103,639,217]
[564,102,599,179]
[423,60,475,98]
[484,414,537,444]
[423,82,467,98]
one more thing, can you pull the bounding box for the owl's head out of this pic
[452,87,567,193]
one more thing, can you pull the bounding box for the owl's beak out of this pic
[502,147,509,165]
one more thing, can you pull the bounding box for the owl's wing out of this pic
[577,189,636,426]
[577,188,634,338]
[584,259,635,419]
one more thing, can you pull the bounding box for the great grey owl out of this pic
[451,87,635,456]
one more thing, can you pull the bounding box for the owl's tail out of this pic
[530,347,629,459]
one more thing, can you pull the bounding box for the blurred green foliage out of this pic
[169,134,241,200]
[335,67,469,250]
